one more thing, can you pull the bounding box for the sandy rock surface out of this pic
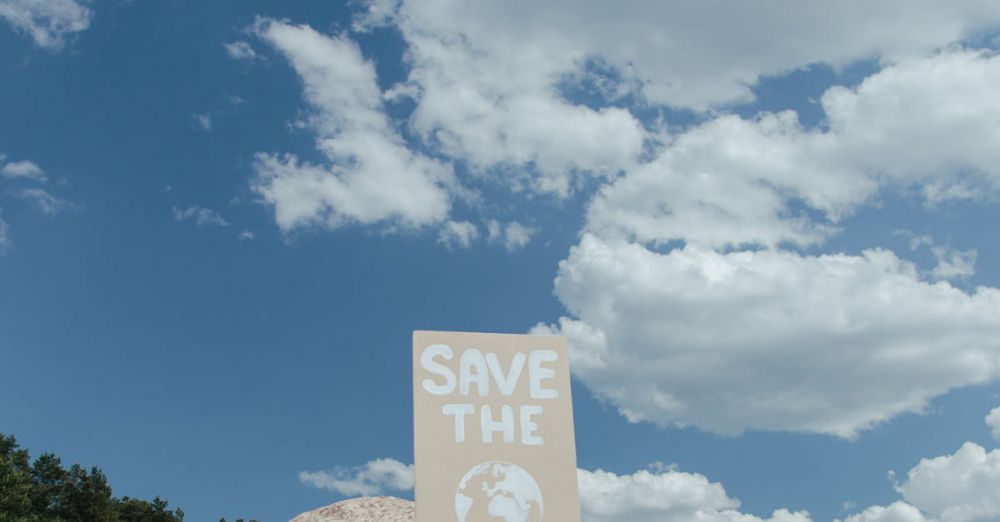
[289,496,414,522]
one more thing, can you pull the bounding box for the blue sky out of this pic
[3,1,1000,521]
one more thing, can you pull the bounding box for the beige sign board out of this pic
[412,330,581,522]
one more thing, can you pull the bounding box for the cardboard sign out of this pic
[412,331,581,522]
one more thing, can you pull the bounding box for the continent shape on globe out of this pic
[455,462,544,522]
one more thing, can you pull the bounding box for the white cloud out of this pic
[821,49,1000,200]
[537,234,1000,437]
[1,160,47,182]
[534,48,1000,438]
[386,1,1000,110]
[841,410,1000,522]
[299,410,1000,521]
[17,188,64,216]
[587,49,1000,250]
[486,220,536,251]
[299,458,810,522]
[251,18,455,232]
[909,235,935,251]
[895,442,1000,522]
[838,502,929,522]
[0,217,9,253]
[0,0,92,51]
[586,111,846,249]
[254,5,1000,238]
[347,1,1000,199]
[380,4,646,197]
[437,220,478,249]
[194,113,212,131]
[237,229,254,241]
[0,155,66,249]
[902,233,977,281]
[172,206,229,227]
[930,246,977,281]
[988,407,1000,442]
[223,40,257,60]
[352,0,399,32]
[299,458,414,497]
[578,467,812,522]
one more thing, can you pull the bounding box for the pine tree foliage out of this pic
[0,434,184,522]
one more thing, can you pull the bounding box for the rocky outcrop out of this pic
[289,496,414,522]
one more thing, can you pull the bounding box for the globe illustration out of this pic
[454,461,544,522]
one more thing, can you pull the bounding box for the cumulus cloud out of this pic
[578,467,812,522]
[1,160,47,182]
[988,407,1000,442]
[535,48,1000,437]
[253,4,1000,238]
[838,409,1000,522]
[369,1,1000,110]
[300,458,810,522]
[223,40,257,60]
[486,220,535,251]
[303,409,1000,522]
[0,0,92,50]
[895,442,1000,522]
[299,458,414,497]
[344,0,1000,199]
[839,502,929,522]
[536,234,1000,437]
[437,220,478,249]
[172,206,229,227]
[251,18,455,232]
[305,427,1000,522]
[373,2,646,197]
[587,50,1000,250]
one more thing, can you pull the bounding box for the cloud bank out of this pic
[539,49,1000,438]
[250,18,455,234]
[0,0,92,50]
[305,408,1000,522]
[250,2,1000,439]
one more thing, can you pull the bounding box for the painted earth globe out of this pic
[454,461,544,522]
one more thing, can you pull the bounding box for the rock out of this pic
[289,496,414,522]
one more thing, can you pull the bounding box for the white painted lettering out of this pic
[480,404,515,444]
[520,405,544,445]
[485,352,525,397]
[421,344,456,395]
[460,348,489,397]
[442,403,474,443]
[529,350,559,400]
